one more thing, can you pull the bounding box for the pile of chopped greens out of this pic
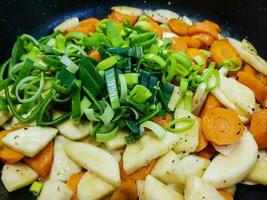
[0,18,222,143]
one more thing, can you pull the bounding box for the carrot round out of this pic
[188,21,219,39]
[203,20,221,32]
[195,118,208,152]
[191,33,215,48]
[200,93,224,117]
[24,142,54,178]
[186,48,207,66]
[202,107,245,145]
[152,114,172,128]
[67,26,92,35]
[67,172,85,200]
[237,71,266,103]
[170,37,187,52]
[68,18,99,35]
[250,109,267,149]
[218,190,233,200]
[196,143,216,160]
[242,64,256,75]
[210,40,242,65]
[120,158,156,181]
[111,180,138,200]
[168,19,189,36]
[110,10,137,25]
[184,37,202,48]
[87,49,102,62]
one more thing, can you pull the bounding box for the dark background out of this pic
[0,0,267,199]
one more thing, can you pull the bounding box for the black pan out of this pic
[0,0,267,199]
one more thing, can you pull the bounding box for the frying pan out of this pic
[0,0,267,199]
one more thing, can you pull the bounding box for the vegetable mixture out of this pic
[0,5,267,200]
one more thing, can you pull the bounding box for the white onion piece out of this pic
[145,9,180,24]
[54,17,79,32]
[111,6,143,16]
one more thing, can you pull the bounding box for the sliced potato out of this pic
[123,132,180,175]
[246,150,267,185]
[38,179,73,200]
[111,6,143,16]
[212,143,238,156]
[228,37,267,76]
[1,162,38,192]
[104,130,127,150]
[192,83,208,115]
[54,17,79,32]
[185,176,224,200]
[180,155,210,178]
[151,151,185,184]
[64,141,120,186]
[202,130,258,188]
[77,171,115,200]
[49,136,81,181]
[56,119,90,140]
[108,149,123,162]
[166,183,184,195]
[136,180,145,200]
[145,9,180,24]
[173,109,199,154]
[1,126,58,157]
[144,175,184,200]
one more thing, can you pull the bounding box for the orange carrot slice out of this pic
[188,21,219,39]
[242,64,256,75]
[24,142,54,178]
[168,19,189,36]
[184,37,202,48]
[250,109,267,149]
[218,190,233,200]
[111,180,138,200]
[202,107,244,145]
[67,18,99,35]
[195,118,208,152]
[210,40,242,65]
[191,33,215,48]
[152,114,172,128]
[110,10,137,25]
[200,93,224,117]
[196,143,216,159]
[87,49,102,61]
[170,37,187,52]
[66,172,85,200]
[203,20,221,32]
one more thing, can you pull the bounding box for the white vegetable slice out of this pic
[168,86,183,111]
[145,9,180,24]
[173,109,199,154]
[180,16,193,25]
[246,150,267,185]
[123,131,180,175]
[54,17,79,32]
[162,32,179,39]
[202,130,258,188]
[228,37,267,76]
[136,180,145,200]
[77,171,115,200]
[212,143,238,156]
[151,151,185,184]
[56,120,90,140]
[64,141,121,186]
[144,175,184,200]
[38,179,73,200]
[49,136,81,181]
[192,82,208,115]
[1,163,38,192]
[111,6,143,16]
[1,126,57,157]
[104,130,127,150]
[185,176,224,200]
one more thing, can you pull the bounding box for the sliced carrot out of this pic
[237,71,266,103]
[170,37,187,52]
[186,48,207,66]
[66,172,85,200]
[67,26,92,35]
[108,14,121,24]
[168,19,189,36]
[191,33,215,48]
[120,158,156,181]
[183,37,202,48]
[210,40,242,65]
[256,73,267,86]
[195,118,208,152]
[242,64,256,75]
[200,93,224,117]
[188,21,219,39]
[218,190,233,200]
[111,180,138,200]
[202,107,244,145]
[250,109,267,149]
[24,142,54,178]
[196,143,216,159]
[110,10,137,25]
[80,18,99,30]
[152,114,172,128]
[203,20,221,32]
[87,49,102,61]
[0,128,25,164]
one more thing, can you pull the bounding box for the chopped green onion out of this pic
[172,51,192,69]
[60,55,79,74]
[58,67,76,87]
[105,68,120,109]
[206,70,220,91]
[71,80,81,123]
[85,108,100,121]
[119,74,127,104]
[139,70,150,88]
[82,86,103,113]
[138,103,161,124]
[140,120,166,138]
[219,60,241,71]
[144,54,166,68]
[184,90,193,111]
[193,55,204,66]
[96,56,117,71]
[99,101,114,125]
[201,50,211,57]
[96,126,118,142]
[106,21,124,48]
[11,37,24,66]
[129,84,152,103]
[124,73,139,87]
[65,44,87,57]
[55,34,66,53]
[131,32,157,49]
[179,78,188,93]
[166,117,195,133]
[21,34,40,46]
[134,21,152,30]
[80,96,91,115]
[29,181,43,196]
